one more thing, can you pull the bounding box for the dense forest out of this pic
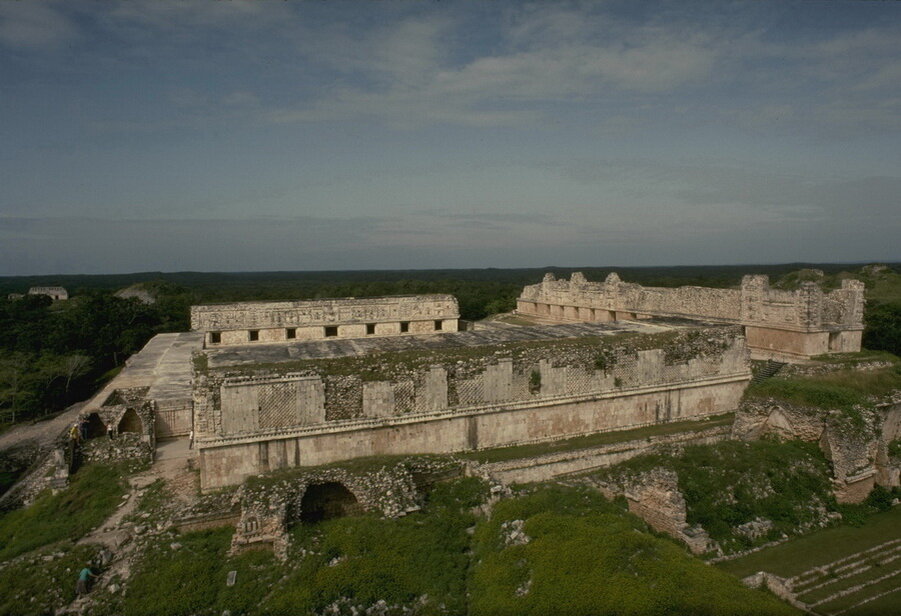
[1,263,899,425]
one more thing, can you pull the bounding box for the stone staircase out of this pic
[751,360,786,385]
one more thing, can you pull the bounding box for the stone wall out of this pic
[195,327,751,489]
[230,457,458,557]
[191,295,460,348]
[516,272,865,361]
[477,424,730,485]
[733,395,901,502]
[580,468,712,554]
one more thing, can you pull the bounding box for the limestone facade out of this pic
[190,295,460,348]
[193,322,751,489]
[516,272,865,361]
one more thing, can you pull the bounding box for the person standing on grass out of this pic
[76,564,97,595]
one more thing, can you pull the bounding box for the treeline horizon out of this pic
[2,262,899,426]
[3,261,898,296]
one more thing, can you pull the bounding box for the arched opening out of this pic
[118,408,143,434]
[85,413,106,439]
[299,482,361,524]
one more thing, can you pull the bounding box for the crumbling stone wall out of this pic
[580,468,712,554]
[231,457,459,558]
[517,272,865,360]
[733,396,901,502]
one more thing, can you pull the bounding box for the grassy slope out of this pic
[0,463,127,561]
[0,543,101,616]
[94,480,799,616]
[716,506,901,579]
[594,440,835,553]
[469,485,798,616]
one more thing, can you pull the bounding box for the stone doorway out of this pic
[299,482,361,524]
[118,408,143,434]
[85,413,106,439]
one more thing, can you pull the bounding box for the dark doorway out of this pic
[118,408,143,434]
[85,413,106,439]
[299,482,361,524]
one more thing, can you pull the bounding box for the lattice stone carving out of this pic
[259,382,300,430]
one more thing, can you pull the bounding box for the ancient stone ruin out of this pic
[516,272,865,361]
[190,294,460,347]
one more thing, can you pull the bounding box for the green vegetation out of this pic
[459,413,734,464]
[716,506,901,579]
[596,440,835,552]
[468,484,798,616]
[110,527,281,616]
[261,477,487,615]
[745,364,901,430]
[0,543,101,616]
[0,463,127,560]
[106,477,487,616]
[113,481,796,616]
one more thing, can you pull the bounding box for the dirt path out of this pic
[0,401,87,453]
[64,438,199,614]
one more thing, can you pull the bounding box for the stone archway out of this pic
[85,413,106,439]
[299,482,362,524]
[118,408,143,434]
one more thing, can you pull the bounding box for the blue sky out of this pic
[1,0,899,275]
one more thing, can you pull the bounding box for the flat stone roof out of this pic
[204,318,730,368]
[84,332,204,411]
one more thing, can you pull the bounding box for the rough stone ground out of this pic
[63,437,199,615]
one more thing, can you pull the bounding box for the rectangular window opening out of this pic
[400,321,410,333]
[248,330,259,342]
[366,323,376,335]
[210,332,221,344]
[434,320,443,331]
[286,328,296,339]
[325,326,339,337]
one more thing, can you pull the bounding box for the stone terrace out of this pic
[202,318,714,368]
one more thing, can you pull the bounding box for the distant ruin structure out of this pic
[190,295,459,348]
[516,273,865,361]
[26,286,68,300]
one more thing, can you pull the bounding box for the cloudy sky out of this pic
[1,0,899,275]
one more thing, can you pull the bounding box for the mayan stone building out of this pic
[190,295,460,347]
[516,272,865,361]
[192,316,751,490]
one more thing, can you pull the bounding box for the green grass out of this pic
[796,554,901,604]
[110,527,282,616]
[468,484,799,616]
[808,350,899,365]
[814,569,901,614]
[745,365,901,430]
[459,413,734,464]
[596,439,835,553]
[0,463,127,560]
[843,586,901,616]
[0,542,100,616]
[261,477,486,615]
[109,477,488,616]
[716,506,901,579]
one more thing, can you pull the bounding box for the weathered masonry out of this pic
[191,295,459,348]
[193,320,751,489]
[516,272,865,361]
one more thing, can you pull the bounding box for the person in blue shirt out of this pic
[76,564,97,595]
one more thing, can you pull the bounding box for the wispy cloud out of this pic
[0,0,78,50]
